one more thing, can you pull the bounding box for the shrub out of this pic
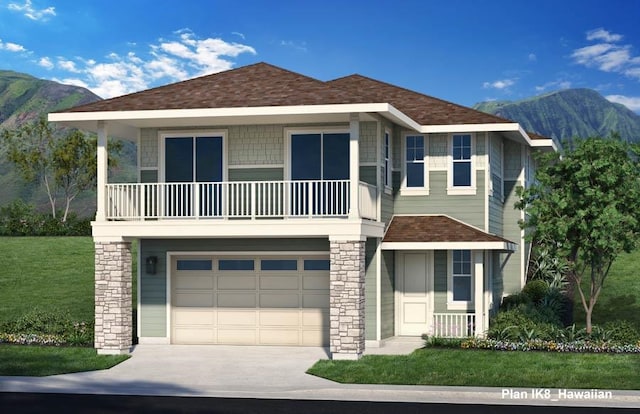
[0,200,92,236]
[0,308,93,346]
[602,320,640,344]
[488,304,561,341]
[522,279,549,303]
[500,292,531,310]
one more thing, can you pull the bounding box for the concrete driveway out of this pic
[1,343,639,408]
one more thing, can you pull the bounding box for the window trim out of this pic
[447,133,476,195]
[159,130,228,183]
[447,249,474,310]
[383,129,392,194]
[400,132,429,195]
[284,127,350,181]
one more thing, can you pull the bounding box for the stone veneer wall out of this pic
[329,239,365,359]
[94,241,133,354]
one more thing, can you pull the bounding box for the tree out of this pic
[516,136,640,333]
[2,116,121,221]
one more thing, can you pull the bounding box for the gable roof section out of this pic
[381,215,517,251]
[327,74,511,126]
[62,62,362,113]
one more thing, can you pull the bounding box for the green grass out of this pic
[0,237,138,324]
[574,249,640,328]
[0,345,129,376]
[308,348,640,389]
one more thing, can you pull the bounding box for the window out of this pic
[384,130,391,188]
[452,134,472,187]
[218,259,255,271]
[177,259,212,271]
[448,250,473,309]
[405,135,425,188]
[303,259,330,271]
[290,132,349,180]
[260,259,298,271]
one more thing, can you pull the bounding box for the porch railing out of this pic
[432,313,476,338]
[105,180,378,221]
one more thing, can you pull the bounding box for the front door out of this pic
[396,252,432,336]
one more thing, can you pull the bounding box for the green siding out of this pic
[489,197,503,235]
[502,180,523,295]
[139,238,330,338]
[433,250,448,313]
[360,166,377,186]
[491,251,504,314]
[380,250,395,338]
[393,170,486,229]
[228,168,284,181]
[364,238,378,341]
[381,192,394,227]
[140,170,158,183]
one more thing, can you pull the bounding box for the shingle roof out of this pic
[326,74,512,126]
[383,215,515,244]
[63,62,361,113]
[56,62,548,138]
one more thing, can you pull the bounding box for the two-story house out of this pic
[49,62,555,359]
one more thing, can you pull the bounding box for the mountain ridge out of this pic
[473,88,640,143]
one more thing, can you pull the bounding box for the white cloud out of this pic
[482,79,515,90]
[232,32,245,39]
[0,39,27,52]
[280,40,308,52]
[38,56,53,69]
[528,53,537,62]
[535,79,572,92]
[572,28,640,81]
[49,30,257,98]
[586,28,623,43]
[605,94,640,112]
[8,0,56,21]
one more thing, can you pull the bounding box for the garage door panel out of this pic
[259,311,299,326]
[217,275,256,290]
[260,293,299,308]
[217,329,256,344]
[172,254,329,346]
[259,329,299,345]
[217,310,256,326]
[174,310,215,325]
[175,292,213,307]
[259,275,299,290]
[174,275,214,289]
[302,294,329,309]
[174,328,215,343]
[217,293,256,307]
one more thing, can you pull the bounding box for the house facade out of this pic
[49,63,555,359]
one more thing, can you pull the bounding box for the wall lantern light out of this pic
[145,256,158,275]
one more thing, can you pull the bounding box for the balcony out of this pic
[105,180,378,221]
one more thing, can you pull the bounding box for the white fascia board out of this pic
[419,123,521,134]
[48,103,392,123]
[380,241,517,251]
[531,139,557,150]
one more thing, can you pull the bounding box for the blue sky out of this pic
[1,0,640,112]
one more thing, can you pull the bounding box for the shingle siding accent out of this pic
[429,134,448,170]
[140,128,158,168]
[228,125,284,166]
[94,241,132,354]
[360,121,377,164]
[330,239,365,358]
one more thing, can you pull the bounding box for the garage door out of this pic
[171,255,330,346]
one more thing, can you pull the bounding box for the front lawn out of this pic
[0,345,129,376]
[308,348,640,389]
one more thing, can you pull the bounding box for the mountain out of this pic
[473,88,640,144]
[0,70,100,128]
[0,70,135,216]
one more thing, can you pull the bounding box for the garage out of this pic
[171,254,330,346]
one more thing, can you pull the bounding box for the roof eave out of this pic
[380,241,517,252]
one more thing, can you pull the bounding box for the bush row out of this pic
[0,199,92,236]
[0,309,93,346]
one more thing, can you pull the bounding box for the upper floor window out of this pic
[405,135,425,188]
[452,134,472,186]
[448,134,475,195]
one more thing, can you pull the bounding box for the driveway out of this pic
[1,343,639,408]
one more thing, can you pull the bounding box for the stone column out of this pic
[329,237,365,360]
[94,241,132,354]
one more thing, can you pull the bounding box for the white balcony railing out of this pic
[432,313,476,338]
[105,180,378,221]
